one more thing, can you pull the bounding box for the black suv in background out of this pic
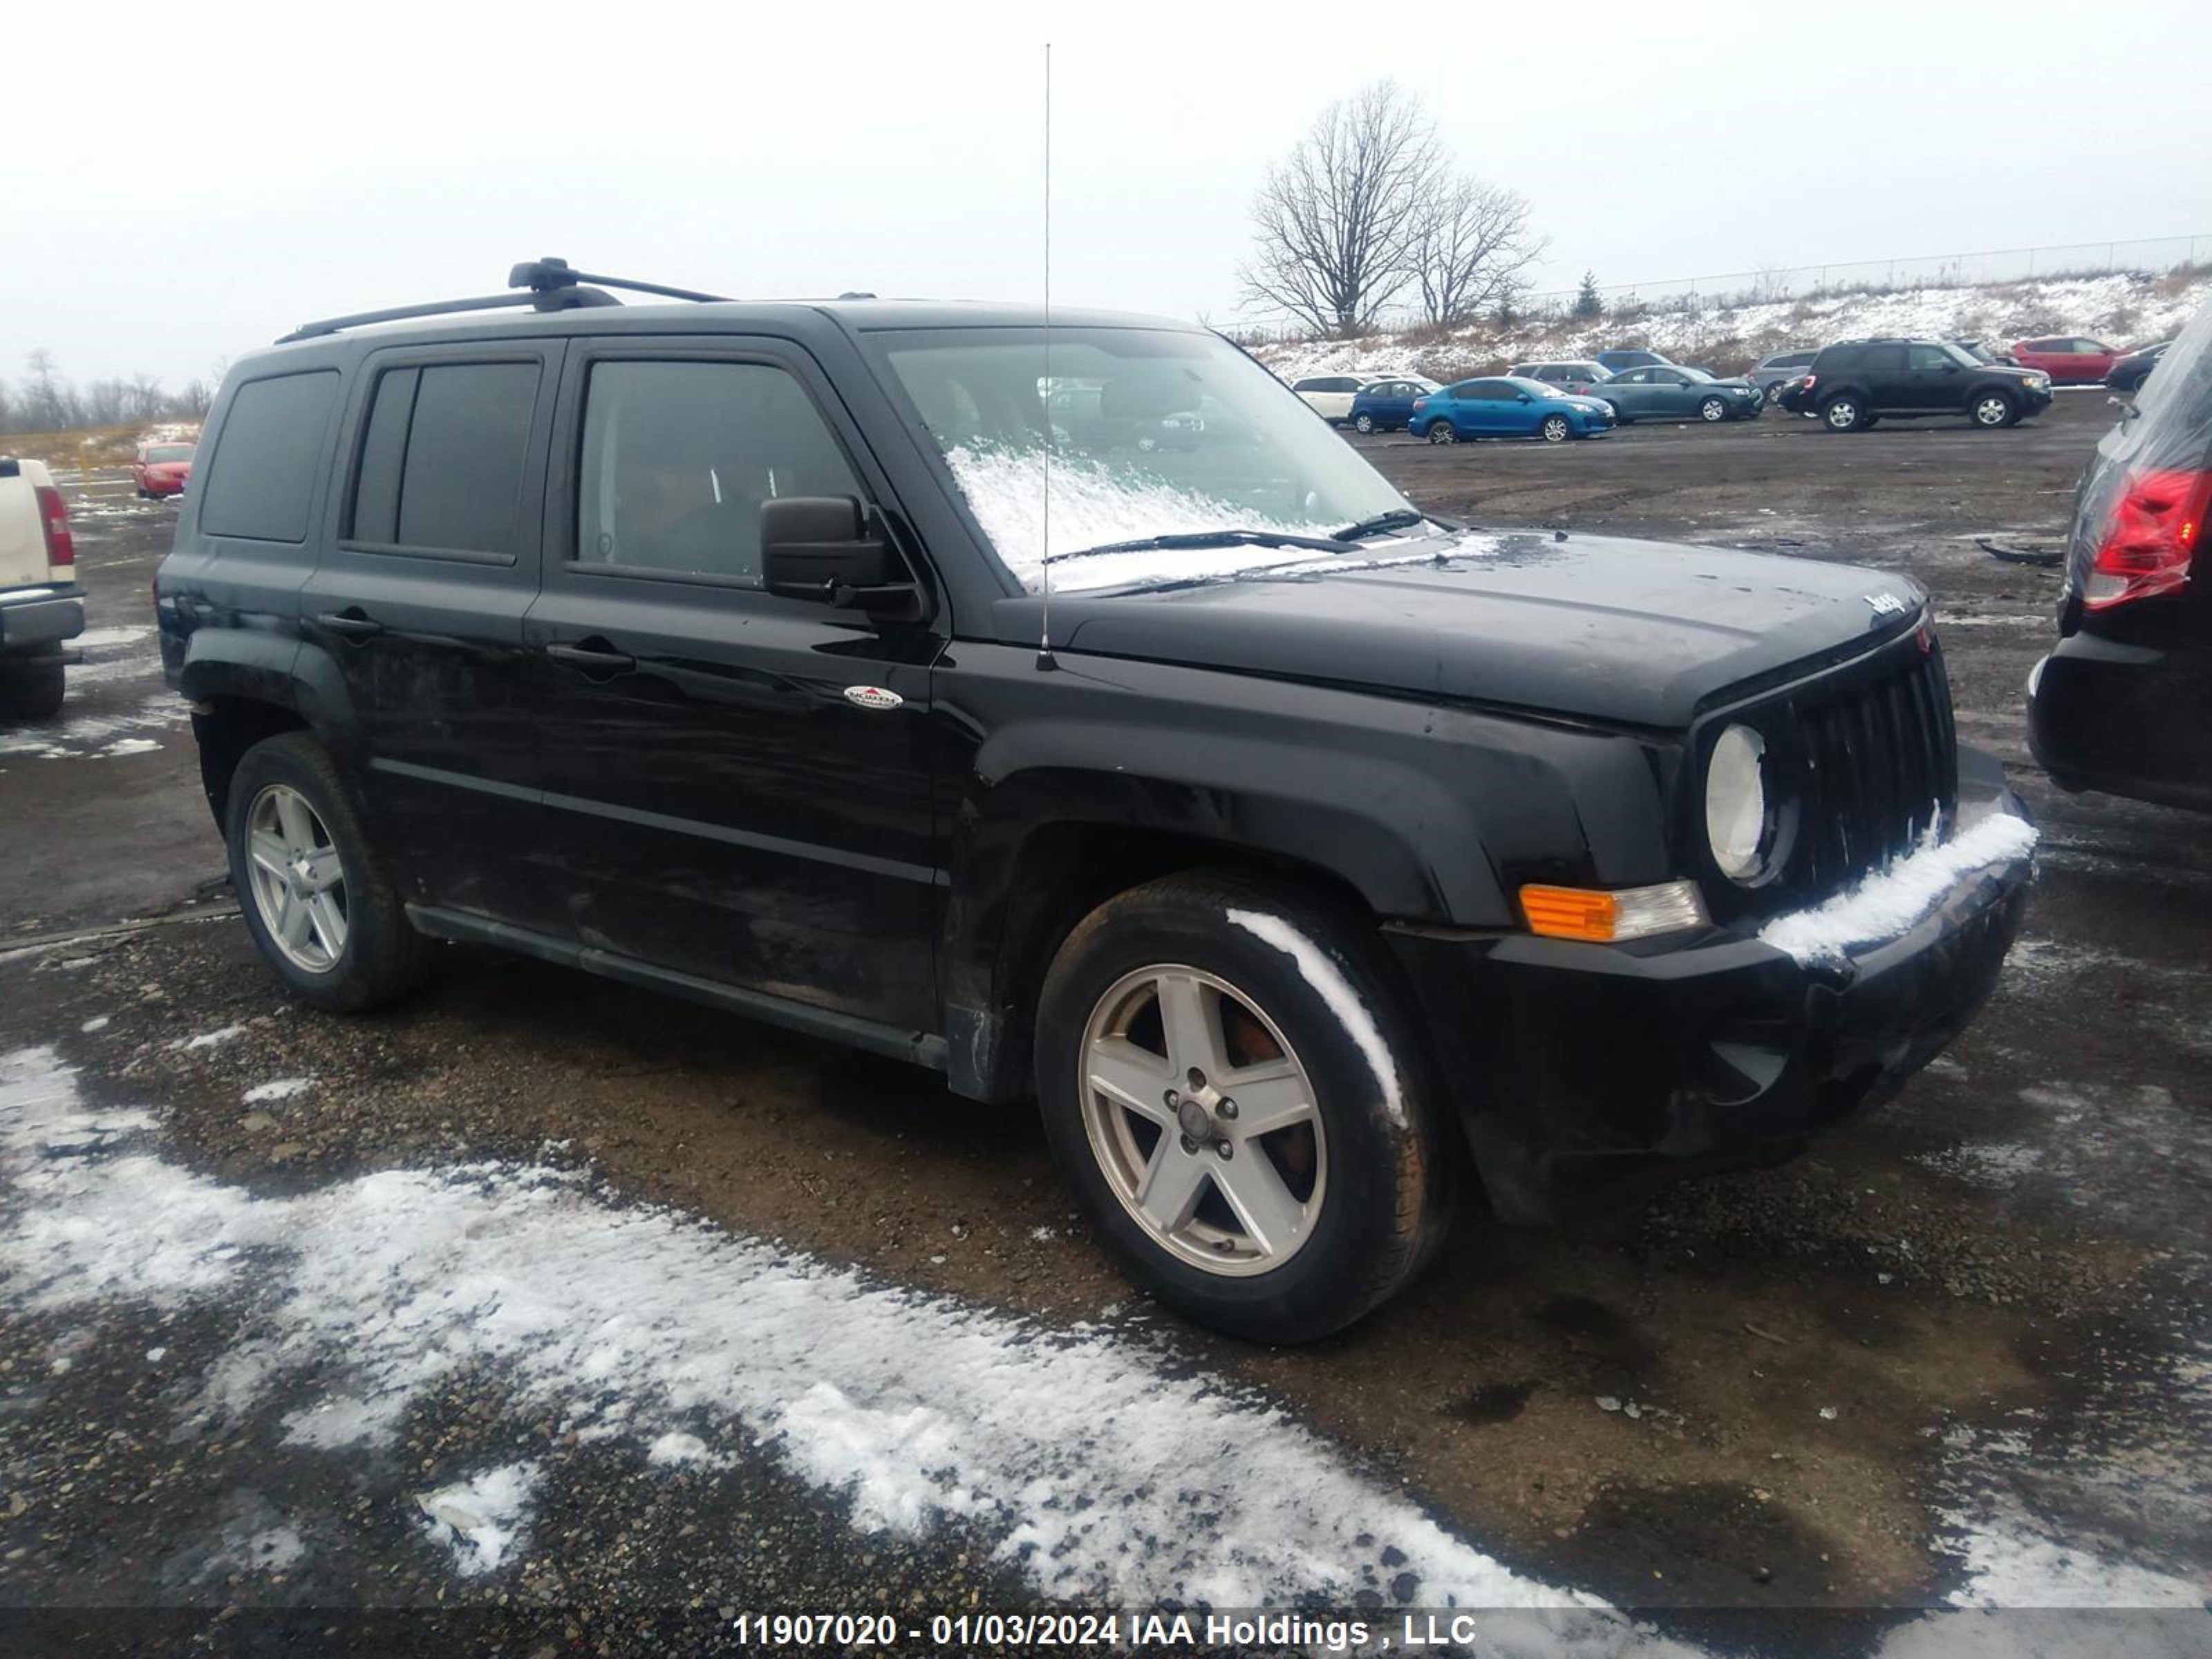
[1779,339,2054,431]
[2030,301,2211,811]
[157,261,2035,1341]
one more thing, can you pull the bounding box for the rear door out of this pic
[299,344,561,930]
[522,335,944,1031]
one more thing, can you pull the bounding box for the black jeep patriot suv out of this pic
[157,261,2036,1340]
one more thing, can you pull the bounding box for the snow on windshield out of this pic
[944,442,1330,594]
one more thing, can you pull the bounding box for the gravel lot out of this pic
[2,393,2207,1656]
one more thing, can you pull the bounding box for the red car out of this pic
[133,440,195,498]
[2009,336,2121,384]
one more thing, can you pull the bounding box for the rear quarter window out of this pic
[196,371,340,543]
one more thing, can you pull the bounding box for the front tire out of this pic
[1698,396,1728,422]
[1821,394,1869,432]
[225,732,437,1013]
[1540,414,1571,443]
[1035,872,1453,1343]
[1971,391,2018,429]
[1353,413,1376,435]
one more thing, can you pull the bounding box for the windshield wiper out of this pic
[1044,528,1357,565]
[1332,508,1435,541]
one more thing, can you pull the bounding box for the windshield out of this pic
[1940,343,1984,368]
[872,328,1415,593]
[146,444,194,463]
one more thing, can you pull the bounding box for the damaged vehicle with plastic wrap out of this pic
[156,261,2037,1342]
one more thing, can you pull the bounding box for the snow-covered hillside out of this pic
[1250,270,2211,382]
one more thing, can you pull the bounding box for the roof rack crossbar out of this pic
[276,256,731,344]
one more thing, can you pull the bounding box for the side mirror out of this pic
[761,496,921,620]
[1516,393,1532,403]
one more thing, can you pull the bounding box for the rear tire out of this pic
[0,657,66,720]
[1034,872,1454,1342]
[1821,394,1869,432]
[225,732,438,1013]
[1427,422,1458,444]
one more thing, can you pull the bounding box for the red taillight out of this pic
[1412,397,1429,412]
[1799,374,1817,393]
[2084,468,2211,610]
[34,485,73,570]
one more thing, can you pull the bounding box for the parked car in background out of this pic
[1411,377,1616,443]
[1952,339,2021,367]
[1508,361,1612,396]
[133,440,196,498]
[1750,350,1819,402]
[2106,340,2171,395]
[1595,348,1672,375]
[2029,302,2211,812]
[1291,375,1363,423]
[1779,339,2053,431]
[1347,377,1441,433]
[2012,337,2121,384]
[0,455,83,719]
[1596,365,1762,424]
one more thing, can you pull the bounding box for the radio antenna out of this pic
[1035,40,1059,673]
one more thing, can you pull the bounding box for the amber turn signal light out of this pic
[1519,881,1708,943]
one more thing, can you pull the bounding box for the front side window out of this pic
[1908,345,1955,371]
[871,327,1414,594]
[576,360,861,584]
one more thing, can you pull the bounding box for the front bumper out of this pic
[1387,756,2033,1221]
[0,583,86,656]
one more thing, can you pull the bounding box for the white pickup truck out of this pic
[0,456,84,718]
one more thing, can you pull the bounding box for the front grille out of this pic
[1696,633,1960,917]
[1783,642,1958,893]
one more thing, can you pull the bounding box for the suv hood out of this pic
[1038,532,1925,729]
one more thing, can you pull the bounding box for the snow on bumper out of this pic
[1759,812,2039,969]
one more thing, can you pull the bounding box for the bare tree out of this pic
[1407,173,1544,326]
[180,378,214,418]
[21,350,71,432]
[1239,81,1436,337]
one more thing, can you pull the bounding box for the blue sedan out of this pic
[1409,376,1616,444]
[1346,376,1441,433]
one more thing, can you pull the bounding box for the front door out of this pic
[298,345,559,930]
[523,340,944,1033]
[1901,344,1965,411]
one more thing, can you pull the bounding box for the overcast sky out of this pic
[8,0,2207,391]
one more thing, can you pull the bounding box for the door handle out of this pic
[315,610,384,639]
[545,639,636,675]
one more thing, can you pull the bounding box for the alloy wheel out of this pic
[243,783,349,974]
[1826,400,1859,430]
[1541,415,1570,443]
[1077,964,1327,1277]
[1700,398,1727,422]
[1974,396,2012,427]
[1355,413,1374,434]
[1427,424,1456,444]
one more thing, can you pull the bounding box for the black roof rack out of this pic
[277,257,731,344]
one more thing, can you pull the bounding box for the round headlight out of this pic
[1705,724,1770,881]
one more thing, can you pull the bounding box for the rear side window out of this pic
[576,359,863,585]
[349,362,541,556]
[1817,346,1861,371]
[1863,344,1907,372]
[197,371,339,543]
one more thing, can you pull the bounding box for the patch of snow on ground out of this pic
[1911,1141,2046,1188]
[242,1078,313,1105]
[0,1044,1674,1642]
[415,1463,538,1577]
[171,1024,245,1051]
[1760,814,2038,966]
[73,626,151,651]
